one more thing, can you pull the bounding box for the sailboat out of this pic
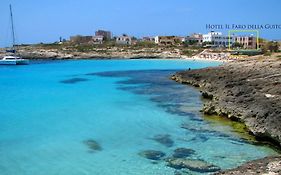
[0,5,29,65]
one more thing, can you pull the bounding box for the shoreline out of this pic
[171,56,281,174]
[0,54,228,63]
[1,45,235,62]
[171,58,281,148]
[26,57,226,61]
[215,156,281,175]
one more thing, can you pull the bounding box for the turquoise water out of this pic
[0,59,278,175]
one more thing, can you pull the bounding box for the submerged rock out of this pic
[172,148,196,158]
[83,139,102,151]
[166,158,221,173]
[152,134,174,147]
[138,150,166,160]
[60,78,89,84]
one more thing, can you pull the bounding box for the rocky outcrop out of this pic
[166,158,221,173]
[138,150,166,160]
[171,58,281,147]
[172,148,196,158]
[150,134,174,147]
[215,156,281,175]
[1,45,231,60]
[6,46,186,60]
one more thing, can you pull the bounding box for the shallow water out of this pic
[0,59,278,175]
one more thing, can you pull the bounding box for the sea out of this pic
[0,59,278,175]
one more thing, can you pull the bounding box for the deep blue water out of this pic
[0,59,278,175]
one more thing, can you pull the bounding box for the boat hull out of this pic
[0,59,29,65]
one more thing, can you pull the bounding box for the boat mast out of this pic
[9,4,16,50]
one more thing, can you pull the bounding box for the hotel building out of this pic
[235,36,257,49]
[203,31,234,47]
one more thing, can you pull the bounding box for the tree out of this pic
[232,42,244,48]
[261,41,279,53]
[268,42,279,52]
[131,36,138,41]
[184,40,198,47]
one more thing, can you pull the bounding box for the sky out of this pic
[0,0,281,47]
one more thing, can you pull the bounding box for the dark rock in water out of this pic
[60,78,89,84]
[83,139,102,151]
[152,134,174,147]
[190,135,209,143]
[138,150,166,160]
[174,171,183,175]
[151,161,159,165]
[166,158,221,173]
[172,148,196,158]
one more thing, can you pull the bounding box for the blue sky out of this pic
[0,0,281,47]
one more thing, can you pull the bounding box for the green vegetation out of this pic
[75,45,95,52]
[276,55,281,60]
[203,115,257,143]
[232,42,244,49]
[264,51,272,56]
[183,40,199,47]
[134,41,157,48]
[231,50,262,56]
[182,49,203,57]
[261,41,279,54]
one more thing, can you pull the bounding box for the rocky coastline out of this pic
[0,45,236,61]
[171,56,281,174]
[215,156,281,175]
[1,46,185,60]
[171,57,281,147]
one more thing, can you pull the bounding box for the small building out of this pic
[177,36,187,43]
[155,36,179,45]
[187,33,203,45]
[116,35,132,45]
[95,30,112,40]
[142,37,155,42]
[70,35,93,44]
[92,35,104,44]
[235,36,257,49]
[203,31,234,47]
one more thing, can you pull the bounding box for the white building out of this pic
[178,36,187,43]
[116,35,132,45]
[203,31,234,47]
[92,35,104,44]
